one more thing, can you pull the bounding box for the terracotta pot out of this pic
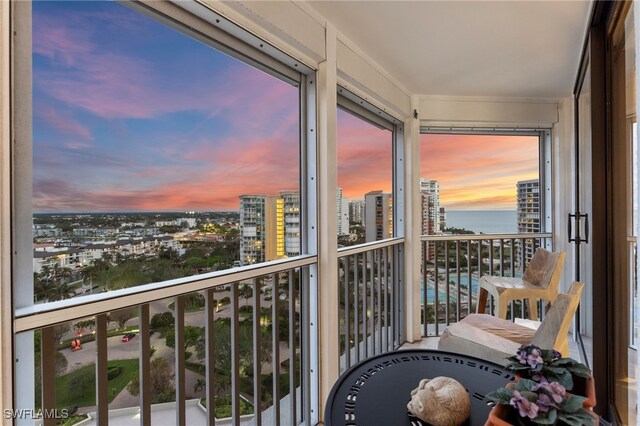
[485,403,598,426]
[484,403,513,426]
[573,374,596,410]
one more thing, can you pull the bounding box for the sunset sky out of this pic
[33,1,538,213]
[33,1,300,212]
[337,109,393,199]
[420,134,539,210]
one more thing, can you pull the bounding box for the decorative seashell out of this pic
[406,376,471,426]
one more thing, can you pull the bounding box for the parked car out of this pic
[121,332,136,342]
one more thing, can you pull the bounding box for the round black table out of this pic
[325,349,515,426]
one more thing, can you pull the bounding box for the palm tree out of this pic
[49,282,75,301]
[34,273,55,303]
[81,266,98,293]
[238,283,253,306]
[56,266,73,284]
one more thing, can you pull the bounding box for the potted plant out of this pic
[485,344,596,425]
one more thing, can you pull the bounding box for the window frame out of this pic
[336,87,405,244]
[11,0,319,416]
[419,127,553,240]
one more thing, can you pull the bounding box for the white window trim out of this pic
[10,0,318,421]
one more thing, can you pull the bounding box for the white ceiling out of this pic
[307,1,592,98]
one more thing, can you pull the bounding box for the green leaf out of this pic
[534,409,558,425]
[566,364,591,378]
[558,409,596,426]
[486,388,513,404]
[545,368,573,389]
[515,379,536,392]
[560,394,587,413]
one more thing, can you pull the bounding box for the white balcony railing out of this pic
[337,238,405,373]
[420,233,553,337]
[16,255,317,426]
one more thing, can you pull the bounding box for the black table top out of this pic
[325,349,515,426]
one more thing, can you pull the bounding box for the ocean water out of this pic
[446,210,517,234]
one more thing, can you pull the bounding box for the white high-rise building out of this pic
[336,187,350,235]
[517,179,541,264]
[280,190,301,257]
[349,200,365,225]
[239,195,278,265]
[420,178,442,261]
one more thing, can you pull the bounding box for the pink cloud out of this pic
[35,22,299,122]
[36,105,93,143]
[33,14,94,67]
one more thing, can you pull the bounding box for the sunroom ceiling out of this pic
[307,0,592,98]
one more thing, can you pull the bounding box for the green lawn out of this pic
[55,359,139,409]
[201,395,254,417]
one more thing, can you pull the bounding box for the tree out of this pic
[73,319,95,333]
[158,246,180,263]
[194,318,272,398]
[166,326,202,350]
[56,266,73,283]
[53,323,71,343]
[109,307,137,330]
[127,357,175,404]
[81,266,98,286]
[150,312,174,333]
[34,275,55,303]
[238,284,253,306]
[49,282,75,301]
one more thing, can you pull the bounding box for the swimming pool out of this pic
[421,275,479,304]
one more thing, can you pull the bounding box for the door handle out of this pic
[568,213,576,242]
[583,214,589,244]
[568,213,589,244]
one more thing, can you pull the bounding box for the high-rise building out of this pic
[517,179,541,265]
[239,192,301,265]
[348,200,365,225]
[337,187,350,235]
[420,178,441,261]
[439,207,447,233]
[239,195,277,265]
[280,190,301,257]
[364,191,393,242]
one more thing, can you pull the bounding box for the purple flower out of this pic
[515,344,544,368]
[531,373,544,382]
[516,349,529,365]
[551,350,562,360]
[526,348,544,368]
[510,390,539,419]
[535,393,555,413]
[533,380,566,404]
